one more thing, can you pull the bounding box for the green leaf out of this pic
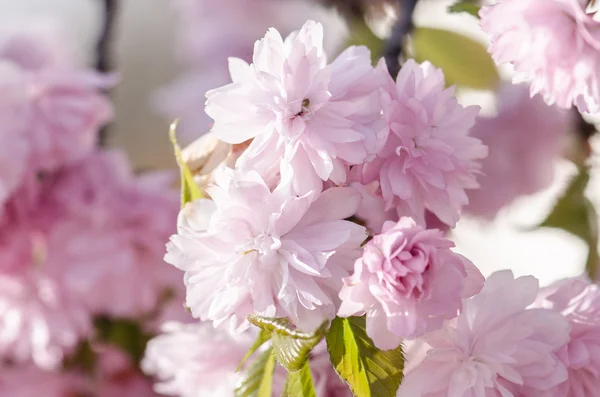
[326,316,405,397]
[94,316,153,363]
[346,18,384,65]
[282,362,317,397]
[410,27,499,90]
[235,348,276,397]
[62,340,97,373]
[248,315,329,372]
[169,120,203,207]
[237,330,272,371]
[537,168,599,279]
[448,2,481,17]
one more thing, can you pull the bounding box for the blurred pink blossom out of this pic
[398,270,570,397]
[24,71,114,171]
[0,365,83,397]
[481,0,600,114]
[534,277,600,397]
[142,322,252,397]
[355,59,487,227]
[42,150,183,320]
[0,25,114,172]
[0,215,93,369]
[205,21,383,194]
[338,217,483,349]
[165,168,366,332]
[466,84,573,219]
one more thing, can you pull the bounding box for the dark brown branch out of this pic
[383,0,418,79]
[96,0,119,146]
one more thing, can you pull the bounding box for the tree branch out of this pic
[96,0,119,146]
[383,0,418,79]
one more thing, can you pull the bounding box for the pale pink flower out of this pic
[42,151,183,320]
[0,26,114,172]
[165,168,366,332]
[480,0,600,114]
[338,217,483,349]
[0,219,93,369]
[205,20,383,194]
[398,270,570,397]
[534,277,600,397]
[143,322,350,397]
[142,322,252,397]
[0,365,83,397]
[158,1,346,143]
[355,59,486,227]
[24,71,114,171]
[466,84,573,219]
[0,178,92,370]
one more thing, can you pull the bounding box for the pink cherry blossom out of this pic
[142,322,252,397]
[480,0,600,114]
[398,270,570,397]
[205,20,384,194]
[355,59,487,227]
[158,1,346,143]
[0,26,114,172]
[338,217,483,349]
[165,168,366,332]
[0,365,83,397]
[142,322,350,397]
[466,84,573,219]
[534,277,600,397]
[41,150,183,320]
[24,70,114,171]
[0,215,93,369]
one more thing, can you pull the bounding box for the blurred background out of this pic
[1,0,594,286]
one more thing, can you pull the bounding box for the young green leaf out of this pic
[248,315,328,372]
[448,1,481,17]
[326,316,404,397]
[237,329,272,371]
[282,362,317,397]
[536,167,599,279]
[235,348,277,397]
[169,120,203,207]
[410,27,499,90]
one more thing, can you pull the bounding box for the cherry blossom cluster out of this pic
[0,25,185,396]
[148,19,600,397]
[480,0,600,114]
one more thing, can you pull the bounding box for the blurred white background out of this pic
[0,0,591,285]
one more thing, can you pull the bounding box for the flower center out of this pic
[295,98,311,117]
[241,232,282,257]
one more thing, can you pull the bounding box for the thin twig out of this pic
[96,0,119,146]
[96,0,118,73]
[383,0,418,79]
